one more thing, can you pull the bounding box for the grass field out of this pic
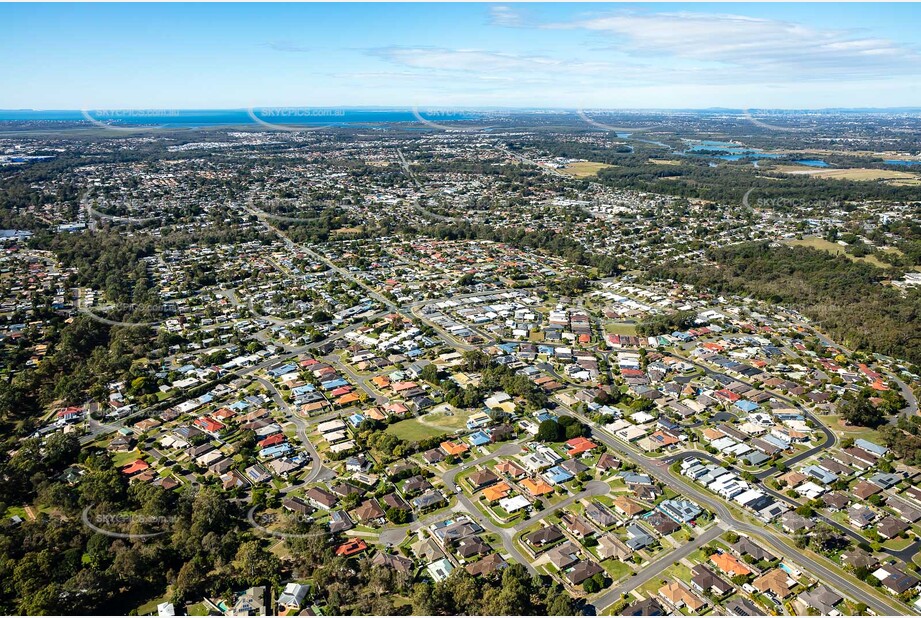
[648,159,681,165]
[604,322,638,336]
[882,537,915,552]
[782,237,890,268]
[111,448,144,467]
[135,594,171,615]
[601,558,634,582]
[559,161,614,177]
[385,419,447,442]
[773,165,920,184]
[418,406,477,431]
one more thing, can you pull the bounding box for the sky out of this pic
[1,2,920,110]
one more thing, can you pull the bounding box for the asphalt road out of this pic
[440,442,539,575]
[805,327,918,422]
[663,449,921,564]
[590,523,726,611]
[560,404,910,616]
[253,376,330,484]
[671,352,836,477]
[79,310,364,446]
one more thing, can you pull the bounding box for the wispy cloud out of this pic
[545,11,921,82]
[265,41,312,53]
[371,10,921,96]
[374,47,559,73]
[357,8,921,107]
[489,5,523,28]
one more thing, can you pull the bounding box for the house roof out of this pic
[691,564,733,595]
[495,460,526,477]
[468,468,499,488]
[753,568,792,598]
[482,482,511,502]
[525,525,563,546]
[613,495,646,517]
[546,541,580,569]
[565,436,598,455]
[440,440,469,456]
[371,551,414,574]
[799,585,843,614]
[621,598,665,616]
[566,560,604,585]
[710,552,751,577]
[465,553,506,577]
[122,459,150,475]
[731,537,776,562]
[521,477,553,496]
[353,499,385,522]
[659,580,706,611]
[335,538,368,556]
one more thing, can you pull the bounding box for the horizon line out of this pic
[5,106,921,113]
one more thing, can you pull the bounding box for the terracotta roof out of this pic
[482,482,511,502]
[521,478,553,496]
[710,552,751,577]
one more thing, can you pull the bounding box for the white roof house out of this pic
[499,495,531,513]
[278,582,309,609]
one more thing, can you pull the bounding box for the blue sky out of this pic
[1,3,919,109]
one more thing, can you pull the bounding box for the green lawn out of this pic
[663,561,694,583]
[601,559,634,582]
[135,594,171,616]
[672,527,694,543]
[419,407,477,431]
[5,505,27,519]
[112,448,144,467]
[882,536,915,551]
[385,419,449,442]
[816,414,883,444]
[604,322,638,336]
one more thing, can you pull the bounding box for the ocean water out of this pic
[0,109,479,127]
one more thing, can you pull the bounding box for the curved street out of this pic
[560,404,911,616]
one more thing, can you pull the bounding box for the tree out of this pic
[583,573,604,593]
[547,593,577,615]
[839,395,887,428]
[810,523,848,553]
[536,419,563,442]
[44,432,81,468]
[386,507,410,524]
[233,540,282,588]
[419,364,439,385]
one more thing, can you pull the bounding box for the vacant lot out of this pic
[385,419,447,442]
[419,406,477,431]
[604,322,638,335]
[782,237,889,268]
[386,406,474,441]
[560,161,614,177]
[816,414,882,445]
